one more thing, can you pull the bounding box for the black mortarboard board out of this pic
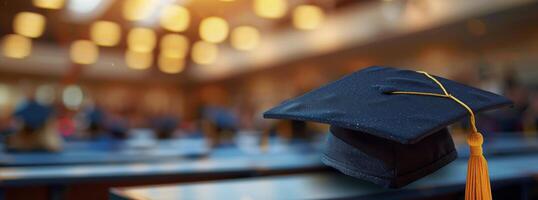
[263,66,512,188]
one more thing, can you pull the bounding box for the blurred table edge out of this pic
[109,153,538,200]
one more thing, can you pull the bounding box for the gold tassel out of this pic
[465,132,492,200]
[390,71,493,199]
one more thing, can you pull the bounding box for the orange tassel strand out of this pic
[465,132,492,200]
[391,71,493,200]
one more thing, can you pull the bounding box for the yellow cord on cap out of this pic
[391,71,492,200]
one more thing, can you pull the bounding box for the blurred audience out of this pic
[0,65,537,152]
[6,95,62,152]
[149,113,179,139]
[479,67,532,136]
[82,103,106,139]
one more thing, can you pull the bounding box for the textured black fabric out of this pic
[264,66,512,144]
[263,66,512,188]
[322,126,457,188]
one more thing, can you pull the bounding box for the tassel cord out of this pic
[390,71,492,200]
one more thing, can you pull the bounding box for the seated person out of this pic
[200,106,238,147]
[5,99,63,152]
[150,114,179,140]
[105,112,130,140]
[82,104,106,139]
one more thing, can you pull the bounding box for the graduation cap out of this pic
[264,66,511,199]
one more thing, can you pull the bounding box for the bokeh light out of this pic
[0,84,9,107]
[160,34,189,59]
[231,26,260,51]
[13,12,46,38]
[68,0,106,14]
[62,85,84,110]
[292,5,325,30]
[160,5,190,32]
[192,41,218,65]
[70,40,99,65]
[2,34,32,59]
[158,55,185,74]
[122,0,154,21]
[33,0,65,9]
[253,0,287,19]
[128,27,156,52]
[36,84,56,105]
[90,21,121,47]
[199,17,229,43]
[125,50,153,70]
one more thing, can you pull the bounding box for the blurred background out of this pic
[0,0,537,199]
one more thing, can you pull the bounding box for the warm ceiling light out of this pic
[68,0,105,14]
[13,12,46,38]
[123,0,155,21]
[191,41,218,65]
[33,0,65,9]
[231,26,260,51]
[2,34,32,59]
[293,5,325,30]
[199,17,229,43]
[158,55,185,74]
[70,40,98,65]
[127,27,156,52]
[160,5,190,32]
[125,50,153,70]
[90,21,121,47]
[253,0,287,19]
[160,34,189,59]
